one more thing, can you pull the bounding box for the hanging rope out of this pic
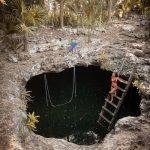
[44,66,77,108]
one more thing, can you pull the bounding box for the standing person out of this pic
[109,72,118,102]
[109,72,128,102]
[69,38,77,52]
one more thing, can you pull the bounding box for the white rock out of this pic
[31,63,41,75]
[8,54,18,63]
[29,45,39,54]
[126,52,139,62]
[132,43,145,49]
[122,25,135,32]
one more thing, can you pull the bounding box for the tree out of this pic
[108,0,113,22]
[60,0,64,28]
[55,0,69,28]
[0,0,48,51]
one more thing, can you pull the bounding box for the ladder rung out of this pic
[97,120,107,128]
[105,98,117,108]
[117,86,126,92]
[118,78,128,84]
[114,95,122,101]
[100,114,111,123]
[102,106,114,116]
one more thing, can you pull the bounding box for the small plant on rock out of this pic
[20,88,32,101]
[27,112,39,132]
[99,52,112,70]
[132,79,145,91]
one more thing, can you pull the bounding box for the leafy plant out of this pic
[0,0,48,51]
[116,0,145,18]
[24,5,48,26]
[20,88,32,101]
[27,112,39,131]
[132,79,145,90]
[19,89,32,111]
[99,52,112,70]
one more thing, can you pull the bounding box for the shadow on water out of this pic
[26,66,141,145]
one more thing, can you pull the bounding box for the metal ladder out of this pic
[97,67,136,131]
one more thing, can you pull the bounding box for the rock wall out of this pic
[0,15,150,150]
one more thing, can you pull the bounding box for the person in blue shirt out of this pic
[69,39,77,52]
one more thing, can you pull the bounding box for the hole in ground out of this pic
[26,66,141,145]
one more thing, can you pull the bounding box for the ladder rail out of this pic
[108,67,135,130]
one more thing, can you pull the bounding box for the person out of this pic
[109,72,128,102]
[69,39,77,52]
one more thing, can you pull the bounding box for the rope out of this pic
[44,66,77,108]
[44,74,50,107]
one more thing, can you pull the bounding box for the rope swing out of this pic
[44,66,77,108]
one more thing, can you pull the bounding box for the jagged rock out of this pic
[115,117,141,131]
[122,25,135,32]
[134,50,145,57]
[29,45,39,54]
[8,54,18,63]
[131,43,145,50]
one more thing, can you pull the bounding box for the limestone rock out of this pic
[134,50,145,57]
[115,117,141,131]
[131,43,145,50]
[122,25,135,32]
[8,54,18,63]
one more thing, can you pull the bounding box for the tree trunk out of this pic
[60,0,64,28]
[108,0,113,22]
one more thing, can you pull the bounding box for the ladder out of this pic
[97,67,136,131]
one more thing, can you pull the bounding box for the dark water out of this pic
[26,66,141,145]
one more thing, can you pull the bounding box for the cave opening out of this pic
[26,66,141,145]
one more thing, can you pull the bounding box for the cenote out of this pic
[26,66,141,145]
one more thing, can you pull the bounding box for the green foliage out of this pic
[25,0,44,6]
[132,79,145,90]
[0,0,48,32]
[18,88,32,111]
[47,7,77,27]
[116,0,149,17]
[24,5,48,26]
[20,88,32,101]
[47,0,111,28]
[0,0,48,51]
[99,52,112,70]
[27,112,39,131]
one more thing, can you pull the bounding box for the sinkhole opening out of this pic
[26,66,141,145]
